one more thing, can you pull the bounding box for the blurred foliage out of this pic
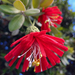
[0,0,75,75]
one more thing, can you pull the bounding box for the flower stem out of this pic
[28,17,33,25]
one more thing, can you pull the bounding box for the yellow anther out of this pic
[34,68,36,72]
[36,61,40,66]
[45,19,50,23]
[40,54,42,57]
[50,15,59,19]
[32,61,36,66]
[26,66,29,71]
[32,59,40,66]
[48,25,50,28]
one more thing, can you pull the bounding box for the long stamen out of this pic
[45,16,58,27]
[39,53,42,72]
[26,52,33,61]
[28,52,33,67]
[18,41,42,70]
[45,17,54,26]
[50,15,59,19]
[18,47,32,58]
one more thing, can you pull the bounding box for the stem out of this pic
[32,19,36,26]
[28,17,33,25]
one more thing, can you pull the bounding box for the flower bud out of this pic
[26,25,40,34]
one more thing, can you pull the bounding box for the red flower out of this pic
[38,6,63,32]
[4,30,68,73]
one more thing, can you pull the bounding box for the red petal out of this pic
[41,40,64,57]
[5,54,13,62]
[22,50,31,72]
[9,56,18,67]
[15,57,24,69]
[46,49,60,63]
[41,57,47,71]
[40,42,57,65]
[41,57,52,71]
[36,38,46,57]
[10,35,28,47]
[15,54,24,69]
[46,34,65,43]
[42,35,68,51]
[35,65,41,73]
[49,45,64,57]
[12,44,23,56]
[38,30,47,36]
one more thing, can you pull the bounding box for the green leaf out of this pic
[26,0,32,8]
[67,55,75,60]
[2,0,12,4]
[13,0,26,11]
[2,69,7,75]
[51,26,62,37]
[23,18,30,27]
[40,0,54,7]
[1,53,6,57]
[9,15,25,31]
[32,0,40,8]
[25,9,40,16]
[21,0,29,6]
[10,59,18,72]
[10,63,16,72]
[0,5,20,14]
[57,27,63,31]
[9,0,15,3]
[15,66,22,75]
[33,12,44,16]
